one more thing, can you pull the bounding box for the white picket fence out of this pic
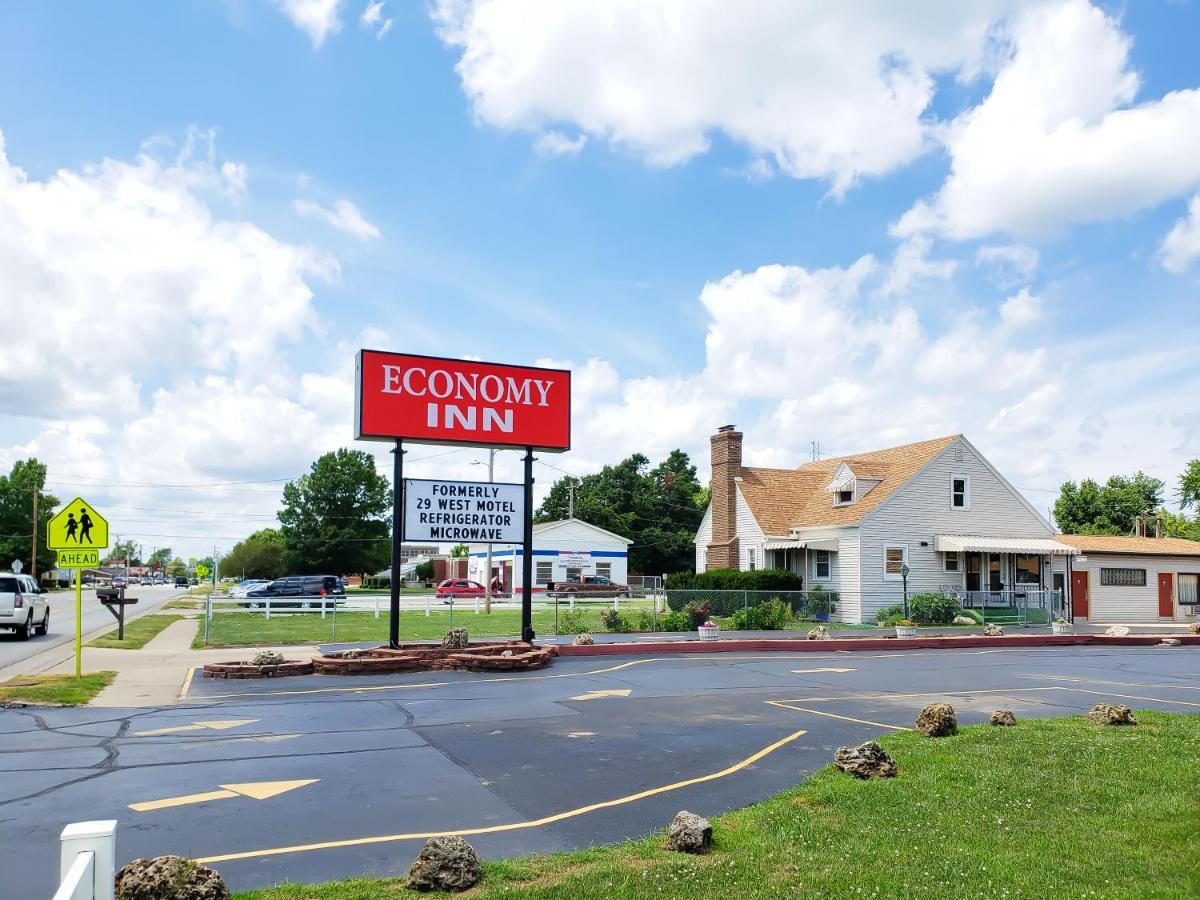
[53,821,115,900]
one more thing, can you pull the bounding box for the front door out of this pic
[1071,570,1089,618]
[965,552,983,591]
[1158,573,1174,618]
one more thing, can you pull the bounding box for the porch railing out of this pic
[949,588,1065,626]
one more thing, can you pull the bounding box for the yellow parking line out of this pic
[194,727,807,865]
[765,700,908,731]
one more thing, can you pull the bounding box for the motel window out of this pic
[1015,554,1041,585]
[814,550,831,580]
[535,562,553,585]
[943,553,960,573]
[566,567,583,581]
[951,474,970,509]
[1100,568,1147,587]
[1179,574,1198,606]
[596,562,612,579]
[884,545,908,580]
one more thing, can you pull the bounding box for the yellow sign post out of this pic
[47,498,110,678]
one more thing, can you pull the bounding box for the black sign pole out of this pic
[521,445,536,643]
[390,439,405,649]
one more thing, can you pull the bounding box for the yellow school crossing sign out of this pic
[46,497,109,679]
[48,497,109,552]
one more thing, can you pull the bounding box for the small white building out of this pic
[1052,534,1200,624]
[468,518,632,592]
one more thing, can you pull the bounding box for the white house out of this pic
[468,518,633,593]
[696,426,1080,623]
[1051,534,1200,624]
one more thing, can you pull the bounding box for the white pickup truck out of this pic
[0,573,50,640]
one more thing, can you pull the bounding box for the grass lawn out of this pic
[88,614,183,649]
[0,671,116,706]
[234,711,1199,899]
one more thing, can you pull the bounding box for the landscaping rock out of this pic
[1189,623,1200,635]
[249,650,285,667]
[441,628,470,650]
[1104,625,1131,637]
[807,625,830,640]
[915,702,958,737]
[982,623,1004,636]
[115,855,229,900]
[572,633,595,646]
[664,810,713,853]
[953,615,976,625]
[500,649,514,657]
[1086,703,1136,726]
[990,709,1016,726]
[1158,638,1182,647]
[833,740,898,779]
[405,836,482,892]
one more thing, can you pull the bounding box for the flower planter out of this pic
[698,624,720,642]
[1051,622,1074,635]
[895,625,918,638]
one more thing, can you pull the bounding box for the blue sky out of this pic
[1,0,1198,559]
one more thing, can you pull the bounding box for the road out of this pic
[1,643,1197,897]
[0,583,185,672]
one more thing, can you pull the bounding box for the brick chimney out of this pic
[706,425,742,570]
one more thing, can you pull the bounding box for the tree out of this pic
[1179,459,1200,512]
[1158,509,1199,541]
[414,560,435,583]
[165,557,187,577]
[219,529,285,580]
[0,459,57,578]
[450,543,469,558]
[278,448,392,577]
[147,547,172,571]
[1054,472,1164,535]
[535,449,707,576]
[104,539,141,566]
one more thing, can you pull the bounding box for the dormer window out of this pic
[837,489,853,504]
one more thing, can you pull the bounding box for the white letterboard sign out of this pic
[403,478,525,543]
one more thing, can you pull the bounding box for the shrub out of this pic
[804,585,838,618]
[599,608,630,632]
[665,568,804,608]
[659,609,691,632]
[909,593,957,625]
[557,607,590,635]
[684,602,712,629]
[635,609,657,631]
[729,597,792,631]
[875,604,905,627]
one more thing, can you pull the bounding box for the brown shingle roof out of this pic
[1056,534,1200,557]
[737,435,958,533]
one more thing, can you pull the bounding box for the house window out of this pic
[1015,554,1041,585]
[951,475,970,509]
[1179,574,1198,605]
[1100,568,1146,587]
[535,562,553,585]
[815,550,831,580]
[596,562,612,579]
[747,548,756,571]
[884,545,908,580]
[836,489,853,504]
[943,553,960,573]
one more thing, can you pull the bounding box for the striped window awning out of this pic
[934,535,1079,556]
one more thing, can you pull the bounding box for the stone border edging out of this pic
[202,660,315,679]
[556,633,1200,657]
[312,642,557,675]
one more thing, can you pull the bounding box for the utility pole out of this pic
[484,448,495,614]
[568,480,576,519]
[30,486,38,582]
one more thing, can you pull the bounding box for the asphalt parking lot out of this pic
[2,644,1197,897]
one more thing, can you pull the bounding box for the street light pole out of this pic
[484,448,494,614]
[900,562,911,621]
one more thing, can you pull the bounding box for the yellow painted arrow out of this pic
[791,667,856,674]
[135,719,259,737]
[129,779,318,813]
[570,689,633,702]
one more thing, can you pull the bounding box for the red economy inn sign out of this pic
[355,350,571,452]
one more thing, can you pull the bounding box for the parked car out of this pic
[244,575,345,609]
[0,573,50,640]
[435,579,486,602]
[229,579,271,599]
[546,575,631,598]
[174,576,189,587]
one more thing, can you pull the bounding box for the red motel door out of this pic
[1158,573,1174,618]
[1071,571,1089,618]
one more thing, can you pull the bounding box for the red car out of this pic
[436,579,486,602]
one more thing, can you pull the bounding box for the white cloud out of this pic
[896,0,1200,240]
[975,243,1039,287]
[360,1,393,39]
[432,0,1032,193]
[275,0,344,47]
[999,287,1041,328]
[877,235,957,297]
[1159,193,1200,274]
[294,198,382,241]
[533,131,587,157]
